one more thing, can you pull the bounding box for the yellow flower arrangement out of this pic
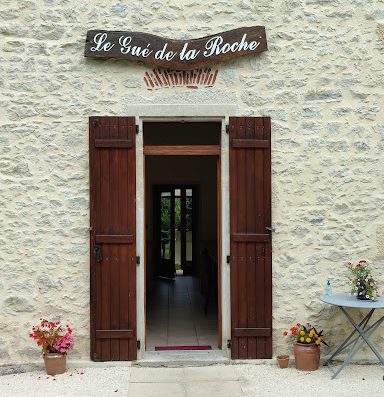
[284,322,328,346]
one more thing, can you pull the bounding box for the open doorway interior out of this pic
[144,122,220,351]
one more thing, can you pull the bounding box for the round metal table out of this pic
[320,293,384,379]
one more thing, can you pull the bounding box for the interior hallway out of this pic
[146,276,218,351]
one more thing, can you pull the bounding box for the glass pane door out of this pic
[155,186,196,278]
[158,189,175,279]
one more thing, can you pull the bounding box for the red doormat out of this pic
[155,345,212,351]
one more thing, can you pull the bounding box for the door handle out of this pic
[93,243,103,263]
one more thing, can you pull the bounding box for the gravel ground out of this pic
[0,367,131,397]
[0,364,383,397]
[239,364,384,397]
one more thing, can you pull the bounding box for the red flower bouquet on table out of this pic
[29,318,74,375]
[347,260,379,301]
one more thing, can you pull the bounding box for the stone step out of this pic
[134,350,230,367]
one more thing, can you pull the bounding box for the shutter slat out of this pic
[95,235,134,244]
[231,139,270,148]
[95,139,133,148]
[232,233,270,242]
[96,330,134,339]
[233,328,272,337]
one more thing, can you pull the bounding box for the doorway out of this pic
[89,116,272,361]
[144,122,221,351]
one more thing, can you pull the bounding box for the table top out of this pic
[320,293,384,308]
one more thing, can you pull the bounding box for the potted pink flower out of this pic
[29,318,74,375]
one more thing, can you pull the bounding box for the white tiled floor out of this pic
[146,276,218,351]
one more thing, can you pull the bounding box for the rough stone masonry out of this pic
[0,0,383,364]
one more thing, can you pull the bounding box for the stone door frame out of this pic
[134,107,234,359]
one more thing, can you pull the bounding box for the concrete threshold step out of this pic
[135,350,230,367]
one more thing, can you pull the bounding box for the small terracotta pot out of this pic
[276,354,289,368]
[293,343,320,371]
[44,353,66,376]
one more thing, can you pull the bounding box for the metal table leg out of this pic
[320,294,384,379]
[330,313,384,379]
[340,307,384,365]
[335,314,381,352]
[323,309,373,367]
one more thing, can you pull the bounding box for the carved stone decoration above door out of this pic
[144,68,218,90]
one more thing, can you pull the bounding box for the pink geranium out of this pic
[29,319,75,355]
[53,333,75,354]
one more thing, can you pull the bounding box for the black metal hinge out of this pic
[137,340,141,350]
[227,339,232,349]
[136,256,140,265]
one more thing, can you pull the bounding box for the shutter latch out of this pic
[227,339,232,349]
[93,243,102,263]
[137,340,141,350]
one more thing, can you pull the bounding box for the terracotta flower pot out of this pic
[44,353,67,375]
[276,354,289,368]
[293,343,320,371]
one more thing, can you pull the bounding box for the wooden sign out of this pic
[84,27,267,70]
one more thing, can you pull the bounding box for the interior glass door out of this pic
[155,186,195,279]
[158,189,175,279]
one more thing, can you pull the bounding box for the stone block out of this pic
[4,297,34,313]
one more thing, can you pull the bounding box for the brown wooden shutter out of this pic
[89,116,137,361]
[229,117,272,359]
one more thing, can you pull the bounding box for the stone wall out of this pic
[0,0,383,363]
